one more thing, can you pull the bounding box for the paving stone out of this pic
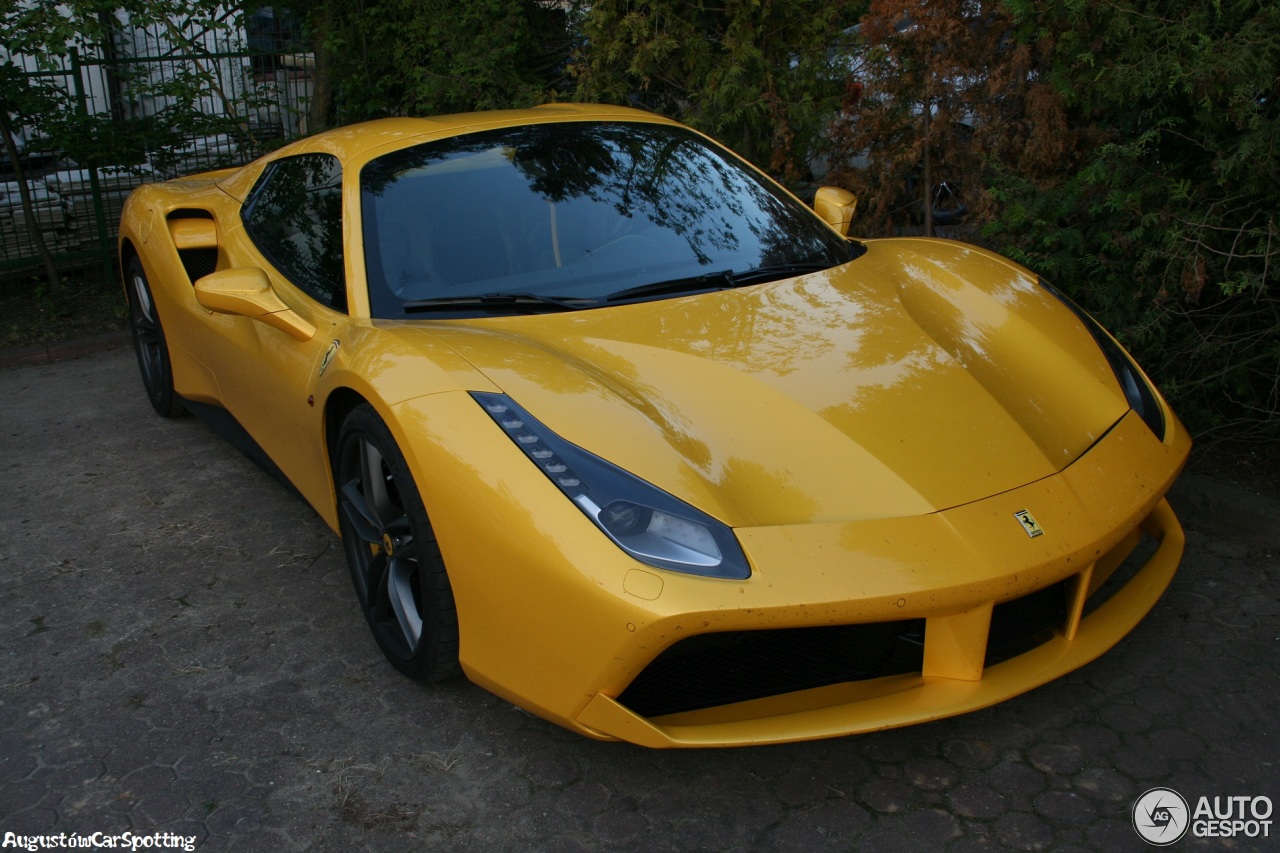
[1097,702,1154,734]
[2,807,60,833]
[1180,705,1241,740]
[1033,790,1097,826]
[942,738,1001,770]
[1084,817,1143,851]
[947,834,1000,852]
[558,780,612,817]
[40,758,106,791]
[765,800,871,850]
[0,739,39,782]
[1205,538,1253,560]
[948,783,1006,819]
[1071,767,1133,804]
[1060,722,1120,755]
[856,827,922,853]
[903,806,962,844]
[905,757,960,792]
[985,763,1046,811]
[0,778,48,816]
[131,790,194,825]
[994,812,1056,851]
[526,753,581,787]
[1131,683,1189,717]
[1085,667,1142,696]
[1144,727,1206,762]
[663,814,745,852]
[859,778,915,814]
[860,727,921,758]
[1112,744,1173,780]
[774,768,838,806]
[589,808,649,846]
[1027,743,1083,776]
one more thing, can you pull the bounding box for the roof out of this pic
[214,103,670,199]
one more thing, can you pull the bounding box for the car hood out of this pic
[413,239,1130,527]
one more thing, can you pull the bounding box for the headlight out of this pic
[472,392,751,579]
[1039,278,1166,439]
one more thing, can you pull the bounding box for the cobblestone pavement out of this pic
[2,348,1277,851]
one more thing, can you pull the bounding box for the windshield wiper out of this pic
[403,292,601,314]
[728,262,840,284]
[604,270,737,303]
[605,262,843,305]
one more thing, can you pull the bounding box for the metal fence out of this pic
[1,8,310,282]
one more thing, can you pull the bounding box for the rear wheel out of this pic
[124,256,185,417]
[335,404,460,681]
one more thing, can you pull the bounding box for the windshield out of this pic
[361,121,859,317]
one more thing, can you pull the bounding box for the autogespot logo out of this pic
[1133,787,1191,845]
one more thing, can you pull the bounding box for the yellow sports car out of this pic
[118,104,1191,747]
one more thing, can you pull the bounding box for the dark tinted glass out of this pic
[243,154,346,310]
[361,122,856,317]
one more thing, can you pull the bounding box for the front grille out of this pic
[1083,531,1157,619]
[984,580,1068,667]
[616,620,924,719]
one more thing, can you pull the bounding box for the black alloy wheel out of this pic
[336,404,460,681]
[125,256,185,417]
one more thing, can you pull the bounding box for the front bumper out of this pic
[402,392,1189,748]
[576,498,1182,747]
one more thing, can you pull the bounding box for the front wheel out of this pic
[335,404,460,681]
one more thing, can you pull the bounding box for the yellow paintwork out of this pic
[118,104,1192,747]
[167,217,217,250]
[194,268,317,342]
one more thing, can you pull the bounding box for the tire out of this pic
[929,180,967,226]
[124,256,185,418]
[904,176,968,227]
[335,404,461,681]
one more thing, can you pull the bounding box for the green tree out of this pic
[992,0,1280,436]
[573,0,865,180]
[1,63,69,292]
[298,0,575,129]
[2,0,267,291]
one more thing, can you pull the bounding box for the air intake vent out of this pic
[618,620,925,718]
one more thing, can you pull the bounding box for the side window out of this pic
[243,154,346,310]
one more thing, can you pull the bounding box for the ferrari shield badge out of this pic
[319,339,340,377]
[1014,509,1044,538]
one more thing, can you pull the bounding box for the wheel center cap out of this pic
[381,532,395,556]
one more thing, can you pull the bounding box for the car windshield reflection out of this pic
[360,121,859,318]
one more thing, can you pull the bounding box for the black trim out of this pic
[617,620,925,718]
[183,399,303,500]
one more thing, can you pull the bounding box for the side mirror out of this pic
[194,268,316,342]
[814,186,857,237]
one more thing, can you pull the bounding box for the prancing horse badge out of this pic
[1014,509,1044,538]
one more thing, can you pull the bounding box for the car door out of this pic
[201,152,348,509]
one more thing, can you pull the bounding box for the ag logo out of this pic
[1014,509,1044,538]
[1133,787,1190,845]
